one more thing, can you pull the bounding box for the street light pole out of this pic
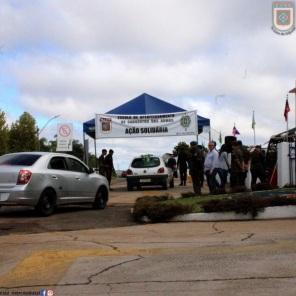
[37,115,60,151]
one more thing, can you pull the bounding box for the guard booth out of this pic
[266,128,296,187]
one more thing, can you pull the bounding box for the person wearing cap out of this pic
[250,145,266,186]
[204,141,219,193]
[188,141,203,195]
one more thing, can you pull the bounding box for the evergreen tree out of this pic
[9,112,38,152]
[0,110,9,155]
[68,139,84,160]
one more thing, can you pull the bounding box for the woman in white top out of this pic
[213,144,230,192]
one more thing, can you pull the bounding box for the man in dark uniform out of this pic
[231,141,244,188]
[188,141,203,195]
[104,149,115,189]
[177,148,188,186]
[98,149,107,176]
[251,145,266,186]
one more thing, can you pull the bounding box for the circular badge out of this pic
[180,115,191,128]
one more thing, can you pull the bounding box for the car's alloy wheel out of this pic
[36,189,56,216]
[93,187,108,209]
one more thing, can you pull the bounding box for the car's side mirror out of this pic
[88,167,94,174]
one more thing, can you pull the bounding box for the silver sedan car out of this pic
[0,152,109,216]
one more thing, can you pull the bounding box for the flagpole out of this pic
[252,110,256,145]
[287,95,289,131]
[253,126,256,146]
[288,82,296,128]
[286,94,289,131]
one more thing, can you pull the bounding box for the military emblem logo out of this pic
[180,115,191,129]
[100,117,112,133]
[272,1,295,35]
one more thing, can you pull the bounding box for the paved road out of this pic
[0,178,296,295]
[0,178,192,235]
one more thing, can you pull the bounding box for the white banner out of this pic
[95,111,197,139]
[57,123,73,151]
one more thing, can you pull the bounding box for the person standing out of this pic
[98,149,107,176]
[250,145,266,186]
[105,149,115,189]
[188,141,203,195]
[167,151,177,188]
[204,141,219,194]
[213,144,230,193]
[231,141,244,189]
[177,148,188,186]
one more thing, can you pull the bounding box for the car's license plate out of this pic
[141,179,151,183]
[0,193,9,201]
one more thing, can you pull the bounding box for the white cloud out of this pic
[1,0,295,167]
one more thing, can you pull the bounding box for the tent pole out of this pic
[83,132,86,163]
[94,138,98,169]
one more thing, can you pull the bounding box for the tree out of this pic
[174,141,190,155]
[39,137,50,152]
[68,140,84,160]
[0,110,9,155]
[9,112,38,152]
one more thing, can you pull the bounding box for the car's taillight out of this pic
[158,167,165,173]
[17,169,32,185]
[126,169,133,175]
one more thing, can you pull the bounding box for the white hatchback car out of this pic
[126,154,174,191]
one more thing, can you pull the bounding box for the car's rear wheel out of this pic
[36,189,56,216]
[93,187,108,209]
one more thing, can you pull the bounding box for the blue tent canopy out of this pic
[83,93,210,138]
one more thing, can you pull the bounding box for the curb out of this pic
[140,206,296,223]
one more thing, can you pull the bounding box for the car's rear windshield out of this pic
[131,157,160,168]
[0,154,42,166]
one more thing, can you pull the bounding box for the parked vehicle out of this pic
[0,152,109,216]
[126,154,174,191]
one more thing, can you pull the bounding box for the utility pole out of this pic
[289,81,296,128]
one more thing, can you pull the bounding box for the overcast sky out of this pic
[0,0,295,168]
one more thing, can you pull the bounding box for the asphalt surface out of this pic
[0,177,189,235]
[0,178,296,296]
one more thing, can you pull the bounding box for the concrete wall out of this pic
[277,142,296,187]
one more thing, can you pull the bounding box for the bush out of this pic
[201,195,296,218]
[133,195,193,222]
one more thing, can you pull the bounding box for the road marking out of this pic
[1,240,296,288]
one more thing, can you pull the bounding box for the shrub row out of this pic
[201,195,296,218]
[133,195,193,223]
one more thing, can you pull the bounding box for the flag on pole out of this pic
[252,111,256,130]
[284,98,290,122]
[219,131,222,144]
[232,125,240,136]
